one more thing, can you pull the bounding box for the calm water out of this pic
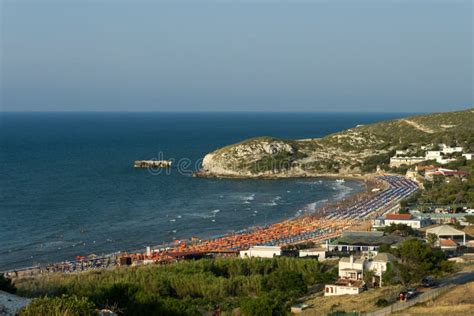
[0,112,407,271]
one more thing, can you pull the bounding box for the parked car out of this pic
[421,276,436,287]
[406,288,418,299]
[399,288,417,301]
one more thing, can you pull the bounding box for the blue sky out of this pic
[1,0,472,112]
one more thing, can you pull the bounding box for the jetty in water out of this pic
[134,160,172,168]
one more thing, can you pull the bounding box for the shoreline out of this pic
[193,170,371,181]
[1,177,367,274]
[3,176,396,276]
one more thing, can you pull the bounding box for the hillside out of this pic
[197,108,474,178]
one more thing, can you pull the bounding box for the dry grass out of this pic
[464,225,474,238]
[394,282,474,315]
[300,285,403,316]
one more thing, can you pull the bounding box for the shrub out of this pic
[375,298,389,307]
[20,295,96,316]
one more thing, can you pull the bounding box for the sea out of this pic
[0,112,408,271]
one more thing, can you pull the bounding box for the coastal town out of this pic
[2,109,474,315]
[3,141,474,315]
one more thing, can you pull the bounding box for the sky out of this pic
[1,0,472,112]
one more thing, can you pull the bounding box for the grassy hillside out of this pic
[15,257,337,316]
[199,108,474,177]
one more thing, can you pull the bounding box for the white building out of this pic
[338,255,365,279]
[389,157,425,168]
[324,252,398,296]
[426,225,466,246]
[239,246,281,258]
[440,144,463,154]
[396,149,410,156]
[299,248,326,261]
[324,279,365,296]
[436,157,457,165]
[382,213,431,229]
[366,253,397,277]
[425,151,442,160]
[463,153,473,161]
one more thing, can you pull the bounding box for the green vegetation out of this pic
[16,257,337,315]
[420,162,474,208]
[400,159,473,211]
[382,224,419,237]
[20,295,96,316]
[375,298,390,307]
[389,239,454,285]
[203,108,474,176]
[251,150,307,173]
[0,273,16,294]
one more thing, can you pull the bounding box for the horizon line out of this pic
[0,110,428,114]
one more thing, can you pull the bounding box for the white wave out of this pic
[332,182,354,200]
[186,209,220,219]
[241,194,255,203]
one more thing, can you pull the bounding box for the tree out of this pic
[392,239,453,285]
[382,262,398,285]
[240,293,285,316]
[363,269,376,288]
[383,223,418,237]
[426,233,438,247]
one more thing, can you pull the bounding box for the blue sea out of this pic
[0,112,407,271]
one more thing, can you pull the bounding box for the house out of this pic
[325,255,366,296]
[463,153,473,161]
[368,253,397,273]
[324,278,365,296]
[396,149,410,156]
[425,168,468,181]
[413,212,466,225]
[366,253,398,287]
[425,151,442,160]
[299,247,326,261]
[376,213,431,229]
[436,157,458,165]
[327,231,403,254]
[389,157,425,168]
[426,225,466,246]
[338,255,365,279]
[239,246,281,258]
[439,144,463,154]
[439,239,458,251]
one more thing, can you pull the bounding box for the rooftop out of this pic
[439,239,458,247]
[342,231,384,238]
[426,225,465,236]
[385,213,413,220]
[334,234,403,247]
[334,278,365,287]
[340,257,366,264]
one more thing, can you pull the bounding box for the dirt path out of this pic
[401,119,434,134]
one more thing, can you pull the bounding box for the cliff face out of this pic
[198,109,474,178]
